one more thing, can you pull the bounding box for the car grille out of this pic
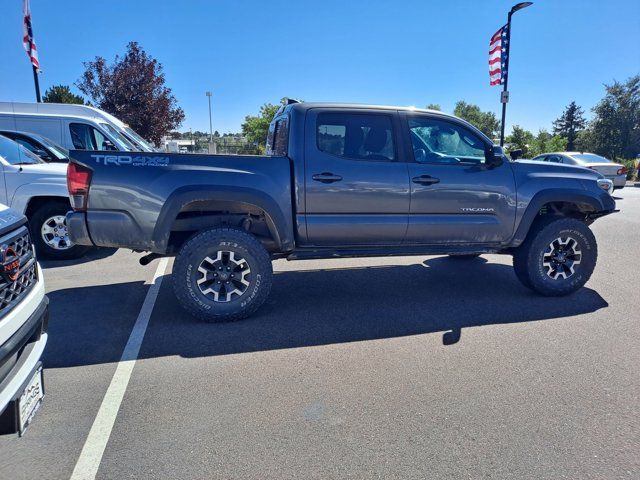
[0,226,38,317]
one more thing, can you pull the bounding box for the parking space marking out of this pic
[70,258,169,480]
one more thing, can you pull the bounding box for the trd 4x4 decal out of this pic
[91,154,170,167]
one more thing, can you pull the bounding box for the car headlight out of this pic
[597,178,614,195]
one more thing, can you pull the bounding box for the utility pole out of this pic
[499,2,533,146]
[206,91,213,144]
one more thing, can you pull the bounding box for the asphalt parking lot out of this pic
[1,187,639,480]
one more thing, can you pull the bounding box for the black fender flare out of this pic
[510,188,614,247]
[152,185,294,253]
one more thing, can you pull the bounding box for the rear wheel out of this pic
[512,217,597,296]
[172,227,273,322]
[30,201,89,259]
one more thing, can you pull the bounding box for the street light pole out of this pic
[499,2,533,147]
[206,91,213,144]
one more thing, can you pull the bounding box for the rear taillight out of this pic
[67,162,92,211]
[617,166,627,175]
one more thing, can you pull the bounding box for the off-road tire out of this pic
[30,201,89,260]
[513,216,597,296]
[172,227,273,322]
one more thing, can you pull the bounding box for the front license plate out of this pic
[18,367,44,436]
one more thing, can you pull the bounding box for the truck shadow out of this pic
[39,246,117,268]
[44,256,608,368]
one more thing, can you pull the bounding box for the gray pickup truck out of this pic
[66,102,616,322]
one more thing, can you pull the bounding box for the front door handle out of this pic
[312,172,343,184]
[412,175,440,185]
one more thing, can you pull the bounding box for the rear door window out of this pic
[316,113,396,161]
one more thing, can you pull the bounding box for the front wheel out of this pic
[172,227,273,322]
[513,217,597,296]
[30,201,89,260]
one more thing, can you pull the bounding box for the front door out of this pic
[303,109,411,245]
[402,113,516,245]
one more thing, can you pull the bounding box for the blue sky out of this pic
[1,0,638,135]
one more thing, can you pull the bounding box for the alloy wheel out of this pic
[542,236,582,280]
[196,250,251,302]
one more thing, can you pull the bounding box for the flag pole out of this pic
[32,65,41,102]
[499,2,533,147]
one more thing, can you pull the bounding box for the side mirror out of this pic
[102,140,117,151]
[509,149,523,161]
[486,145,504,168]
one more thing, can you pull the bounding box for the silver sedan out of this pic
[531,152,628,189]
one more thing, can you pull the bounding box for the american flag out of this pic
[489,24,508,86]
[23,0,40,70]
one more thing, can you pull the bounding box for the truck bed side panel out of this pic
[69,151,294,253]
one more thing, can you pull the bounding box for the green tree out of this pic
[505,125,535,156]
[425,103,441,111]
[552,101,586,150]
[42,85,86,104]
[241,100,283,151]
[453,101,500,138]
[585,74,640,159]
[527,129,568,157]
[77,42,184,144]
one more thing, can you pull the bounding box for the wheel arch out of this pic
[153,186,294,254]
[24,195,71,219]
[510,189,605,247]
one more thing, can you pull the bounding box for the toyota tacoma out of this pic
[66,102,616,322]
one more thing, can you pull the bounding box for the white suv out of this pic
[0,133,88,259]
[0,204,48,436]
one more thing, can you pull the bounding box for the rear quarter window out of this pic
[273,117,289,156]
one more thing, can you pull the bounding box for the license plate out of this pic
[18,367,44,436]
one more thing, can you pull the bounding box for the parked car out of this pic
[0,130,69,163]
[531,152,627,189]
[66,102,616,322]
[0,102,154,153]
[0,204,48,437]
[0,134,88,259]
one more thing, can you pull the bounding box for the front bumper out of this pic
[0,296,48,435]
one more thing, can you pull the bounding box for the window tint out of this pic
[69,123,116,151]
[546,155,562,163]
[273,117,289,156]
[100,123,135,151]
[317,113,395,161]
[0,135,42,165]
[408,117,486,165]
[571,153,612,164]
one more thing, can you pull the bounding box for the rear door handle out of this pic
[312,172,343,184]
[412,175,440,185]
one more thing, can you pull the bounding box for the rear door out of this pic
[303,109,410,245]
[401,113,516,245]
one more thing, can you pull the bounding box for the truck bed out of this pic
[67,151,294,253]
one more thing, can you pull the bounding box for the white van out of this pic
[0,102,155,153]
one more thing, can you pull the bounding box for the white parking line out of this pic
[70,258,169,480]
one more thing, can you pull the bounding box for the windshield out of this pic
[34,134,70,160]
[100,123,136,151]
[571,153,612,164]
[124,127,155,152]
[0,135,43,165]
